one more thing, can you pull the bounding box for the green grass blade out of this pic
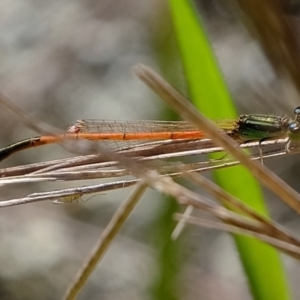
[168,1,291,299]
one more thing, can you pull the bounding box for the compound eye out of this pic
[289,122,300,142]
[289,122,300,132]
[294,107,300,123]
[294,106,300,116]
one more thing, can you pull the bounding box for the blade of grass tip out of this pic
[167,2,295,296]
[171,204,193,240]
[63,182,147,300]
[134,64,296,300]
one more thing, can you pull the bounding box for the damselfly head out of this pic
[288,122,300,142]
[294,106,300,122]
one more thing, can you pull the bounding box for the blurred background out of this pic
[0,0,300,299]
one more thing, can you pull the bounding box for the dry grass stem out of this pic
[63,182,147,300]
[175,214,300,260]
